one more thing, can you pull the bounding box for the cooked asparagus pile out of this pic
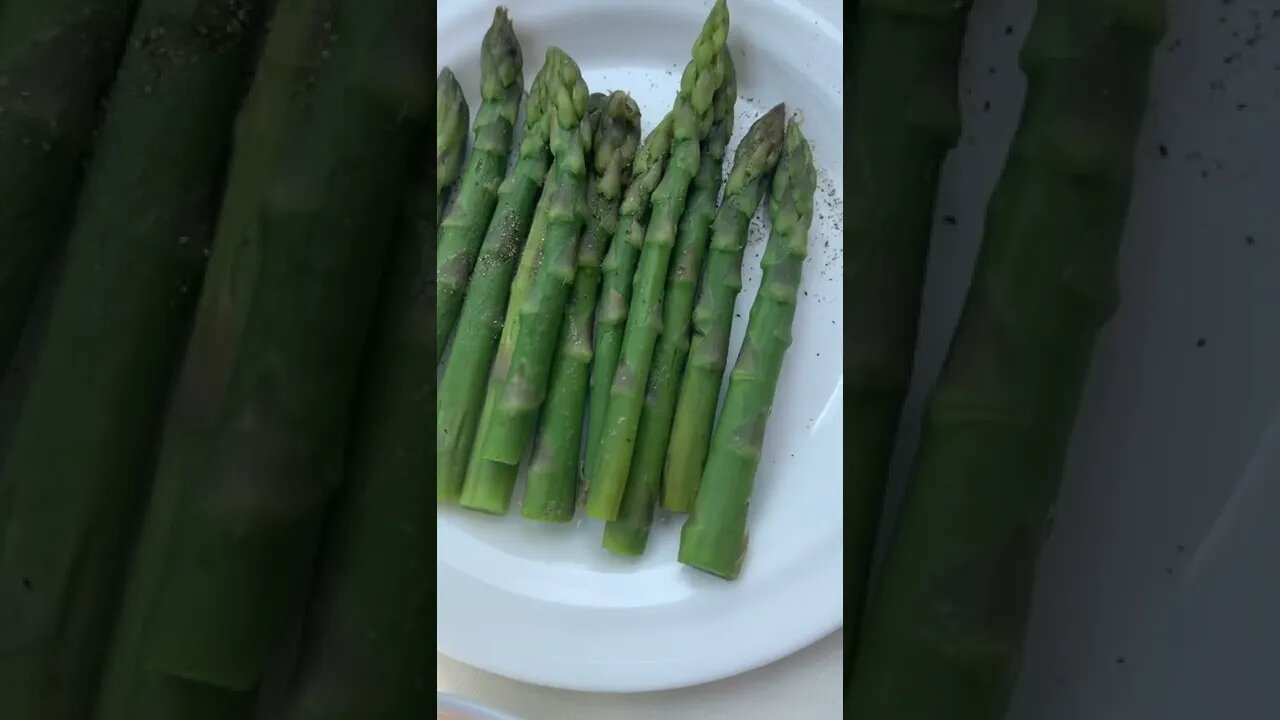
[459,46,590,514]
[848,0,1166,715]
[844,0,972,645]
[437,56,559,503]
[477,57,605,469]
[679,119,814,579]
[0,1,272,714]
[663,102,785,514]
[458,180,556,514]
[438,2,822,580]
[437,67,471,225]
[587,113,675,482]
[606,80,777,557]
[600,57,738,550]
[585,0,732,521]
[436,8,524,358]
[523,91,642,523]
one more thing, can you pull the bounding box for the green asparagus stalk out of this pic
[585,113,674,483]
[141,0,432,691]
[662,103,787,513]
[437,67,471,225]
[0,0,137,376]
[475,48,593,466]
[523,90,642,523]
[844,0,973,648]
[848,0,1166,715]
[280,100,438,720]
[436,8,523,357]
[583,0,732,520]
[601,56,737,553]
[91,2,339,717]
[457,172,556,514]
[678,119,815,580]
[0,2,272,716]
[436,60,558,503]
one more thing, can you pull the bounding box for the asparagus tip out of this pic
[763,102,787,128]
[482,6,523,91]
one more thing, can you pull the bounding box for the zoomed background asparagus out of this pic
[0,1,271,715]
[849,0,1166,715]
[144,0,432,692]
[0,0,137,377]
[94,1,339,716]
[845,0,972,648]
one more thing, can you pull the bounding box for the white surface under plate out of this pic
[436,0,845,694]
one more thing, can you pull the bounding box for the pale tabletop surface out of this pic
[437,629,843,720]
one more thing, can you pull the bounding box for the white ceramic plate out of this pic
[436,0,844,693]
[437,691,524,720]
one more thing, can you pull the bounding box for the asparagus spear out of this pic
[583,0,732,520]
[601,57,737,552]
[437,67,471,225]
[436,8,523,357]
[458,174,555,514]
[141,0,432,691]
[474,48,593,466]
[848,1,1166,715]
[280,97,438,720]
[678,119,815,580]
[585,113,675,483]
[663,104,787,513]
[91,2,339,717]
[844,0,973,647]
[0,2,272,715]
[436,60,557,503]
[0,0,137,376]
[523,90,642,523]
